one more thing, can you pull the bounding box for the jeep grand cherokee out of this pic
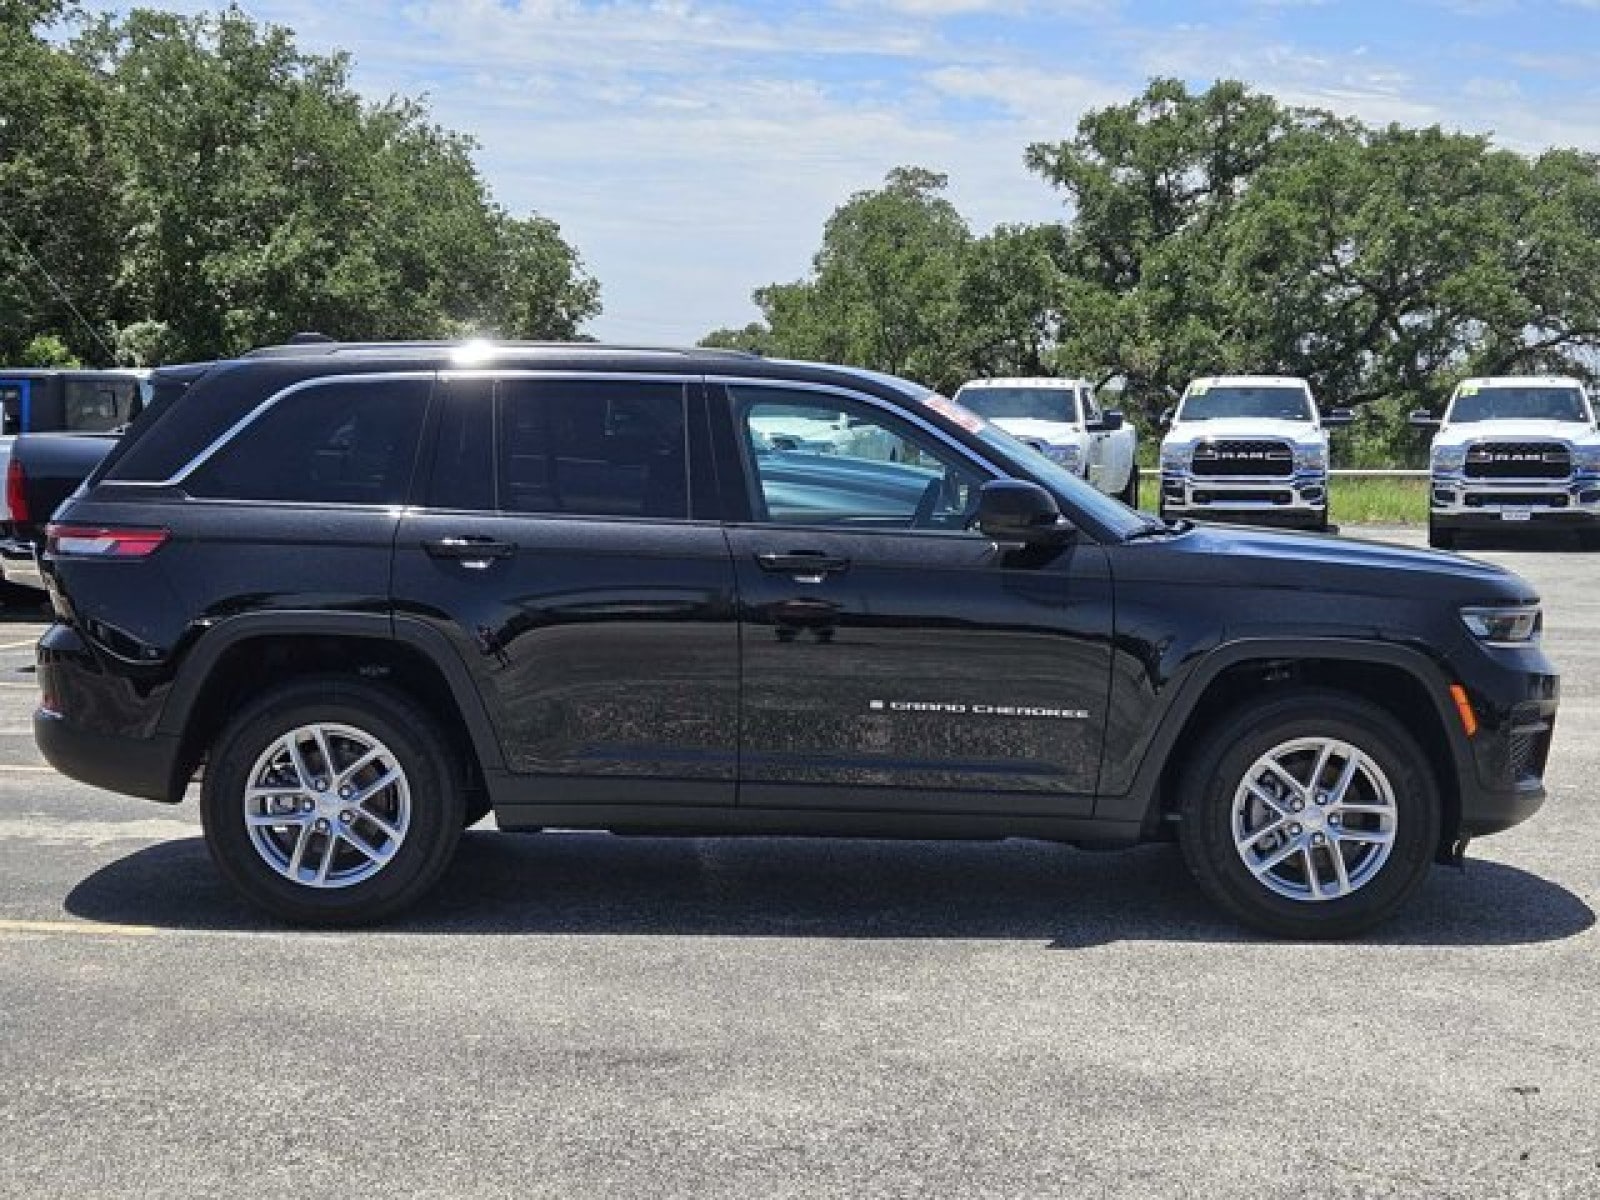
[33,342,1559,937]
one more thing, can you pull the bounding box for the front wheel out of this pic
[200,677,466,924]
[1177,689,1440,939]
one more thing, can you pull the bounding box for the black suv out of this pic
[34,343,1559,937]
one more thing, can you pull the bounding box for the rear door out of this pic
[716,381,1114,815]
[390,373,740,806]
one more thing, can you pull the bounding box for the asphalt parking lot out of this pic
[1,528,1597,1199]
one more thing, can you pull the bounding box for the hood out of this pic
[992,417,1080,444]
[1132,522,1535,604]
[1434,420,1600,449]
[1164,417,1322,446]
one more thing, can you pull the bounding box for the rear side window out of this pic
[187,379,429,505]
[64,378,141,432]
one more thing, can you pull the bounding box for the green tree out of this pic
[72,5,599,359]
[0,0,124,363]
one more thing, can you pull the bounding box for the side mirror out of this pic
[1322,408,1355,428]
[1159,407,1174,429]
[1088,410,1125,433]
[975,480,1074,545]
[1409,409,1441,429]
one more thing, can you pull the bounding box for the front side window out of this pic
[0,384,22,435]
[733,386,983,530]
[1080,387,1102,425]
[187,378,429,504]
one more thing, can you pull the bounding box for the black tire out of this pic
[1118,463,1141,507]
[1177,688,1440,939]
[1428,518,1457,551]
[200,677,466,925]
[1578,528,1600,551]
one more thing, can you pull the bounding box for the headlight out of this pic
[1432,445,1468,472]
[1160,444,1190,470]
[1460,605,1541,645]
[1572,443,1600,471]
[1294,442,1326,470]
[1045,443,1081,469]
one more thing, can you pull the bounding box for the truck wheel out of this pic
[1578,529,1600,551]
[1177,689,1439,939]
[1428,518,1457,551]
[1118,464,1141,507]
[200,677,466,925]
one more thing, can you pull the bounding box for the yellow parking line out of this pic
[0,918,160,938]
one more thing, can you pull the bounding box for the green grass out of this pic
[1136,475,1428,526]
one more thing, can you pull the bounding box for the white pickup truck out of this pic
[951,377,1139,504]
[1158,375,1352,531]
[1412,375,1600,550]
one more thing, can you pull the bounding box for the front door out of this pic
[717,383,1114,816]
[391,373,740,806]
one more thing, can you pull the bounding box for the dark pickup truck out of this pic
[0,434,118,591]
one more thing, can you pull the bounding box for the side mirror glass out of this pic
[975,480,1074,545]
[1409,409,1441,429]
[1088,410,1125,433]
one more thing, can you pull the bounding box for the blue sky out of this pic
[79,0,1600,343]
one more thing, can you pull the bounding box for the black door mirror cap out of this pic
[1088,410,1125,432]
[1409,409,1441,428]
[1322,408,1355,427]
[975,480,1076,545]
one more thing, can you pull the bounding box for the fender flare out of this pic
[1107,636,1471,827]
[156,610,506,773]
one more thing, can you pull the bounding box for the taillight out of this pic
[45,524,169,559]
[5,457,27,523]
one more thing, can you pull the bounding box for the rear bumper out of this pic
[34,710,184,802]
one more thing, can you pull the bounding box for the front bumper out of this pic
[1160,467,1328,525]
[1430,471,1600,530]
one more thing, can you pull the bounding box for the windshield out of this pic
[918,392,1149,540]
[955,386,1078,424]
[1446,386,1591,424]
[1179,385,1312,422]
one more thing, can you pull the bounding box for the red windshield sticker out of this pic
[923,394,986,434]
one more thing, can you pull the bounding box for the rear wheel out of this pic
[1177,689,1440,939]
[200,677,465,924]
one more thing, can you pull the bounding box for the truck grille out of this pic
[1191,440,1294,478]
[1464,442,1570,480]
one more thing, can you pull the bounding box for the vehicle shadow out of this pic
[63,830,1595,948]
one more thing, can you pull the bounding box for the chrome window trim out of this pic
[110,372,435,489]
[108,369,702,490]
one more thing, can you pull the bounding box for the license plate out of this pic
[1500,508,1532,521]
